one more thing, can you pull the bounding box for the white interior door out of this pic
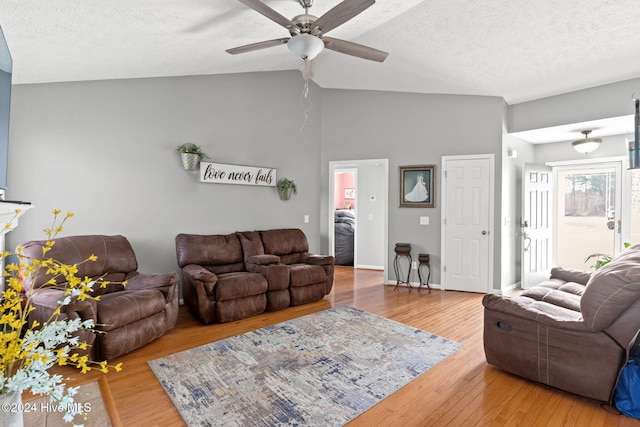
[442,155,494,292]
[521,163,553,289]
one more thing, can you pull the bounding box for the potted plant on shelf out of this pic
[277,178,297,201]
[176,143,203,171]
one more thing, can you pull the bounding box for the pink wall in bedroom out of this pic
[335,172,356,210]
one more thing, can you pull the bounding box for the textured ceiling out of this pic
[1,1,640,113]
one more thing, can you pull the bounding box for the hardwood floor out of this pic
[52,267,636,426]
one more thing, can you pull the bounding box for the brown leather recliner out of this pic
[483,245,640,402]
[20,235,179,361]
[175,233,283,324]
[256,229,334,306]
[175,228,334,324]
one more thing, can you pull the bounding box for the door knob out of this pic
[482,230,487,235]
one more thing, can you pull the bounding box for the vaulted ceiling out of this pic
[1,1,640,139]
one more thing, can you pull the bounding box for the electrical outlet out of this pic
[420,216,429,225]
[412,261,417,269]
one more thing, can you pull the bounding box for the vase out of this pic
[0,390,24,427]
[180,153,200,171]
[279,188,292,201]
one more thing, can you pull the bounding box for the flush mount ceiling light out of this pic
[571,130,602,154]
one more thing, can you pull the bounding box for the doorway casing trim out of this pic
[328,159,389,275]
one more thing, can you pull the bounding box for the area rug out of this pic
[148,305,462,426]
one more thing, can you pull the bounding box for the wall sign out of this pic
[200,161,277,187]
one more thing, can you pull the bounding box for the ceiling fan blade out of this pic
[322,36,388,62]
[238,0,296,30]
[226,38,290,55]
[311,0,375,35]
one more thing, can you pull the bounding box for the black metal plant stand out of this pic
[394,243,412,290]
[417,253,431,292]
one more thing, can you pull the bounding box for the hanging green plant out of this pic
[277,178,297,201]
[176,143,203,171]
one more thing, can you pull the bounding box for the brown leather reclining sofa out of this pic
[483,244,640,402]
[20,235,179,360]
[175,228,335,324]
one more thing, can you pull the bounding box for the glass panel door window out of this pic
[556,165,618,270]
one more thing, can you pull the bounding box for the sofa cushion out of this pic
[289,264,326,287]
[236,231,265,262]
[260,229,309,258]
[90,272,127,297]
[97,289,166,332]
[520,281,584,313]
[550,267,592,285]
[581,246,640,331]
[216,272,268,301]
[20,235,138,290]
[176,233,245,273]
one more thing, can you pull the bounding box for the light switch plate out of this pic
[420,216,429,225]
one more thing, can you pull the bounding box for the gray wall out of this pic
[319,89,505,285]
[353,160,387,269]
[509,77,640,133]
[5,69,539,292]
[6,71,323,275]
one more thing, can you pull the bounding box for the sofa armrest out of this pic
[550,267,591,285]
[247,254,281,266]
[29,288,98,323]
[301,253,335,266]
[28,288,98,357]
[182,264,218,295]
[482,293,588,331]
[125,271,178,292]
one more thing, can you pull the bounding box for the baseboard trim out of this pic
[356,264,384,270]
[384,280,441,290]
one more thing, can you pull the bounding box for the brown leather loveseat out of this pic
[483,244,640,402]
[175,228,334,324]
[20,235,179,360]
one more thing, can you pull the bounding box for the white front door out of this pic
[441,155,494,292]
[521,163,553,289]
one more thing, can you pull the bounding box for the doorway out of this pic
[328,159,388,272]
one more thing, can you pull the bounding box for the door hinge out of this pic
[444,170,447,178]
[443,265,447,272]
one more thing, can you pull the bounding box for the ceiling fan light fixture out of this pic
[571,130,602,154]
[287,34,324,61]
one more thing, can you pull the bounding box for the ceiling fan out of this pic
[226,0,388,63]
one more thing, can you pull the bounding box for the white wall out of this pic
[6,71,323,276]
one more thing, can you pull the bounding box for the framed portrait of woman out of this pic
[399,165,435,208]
